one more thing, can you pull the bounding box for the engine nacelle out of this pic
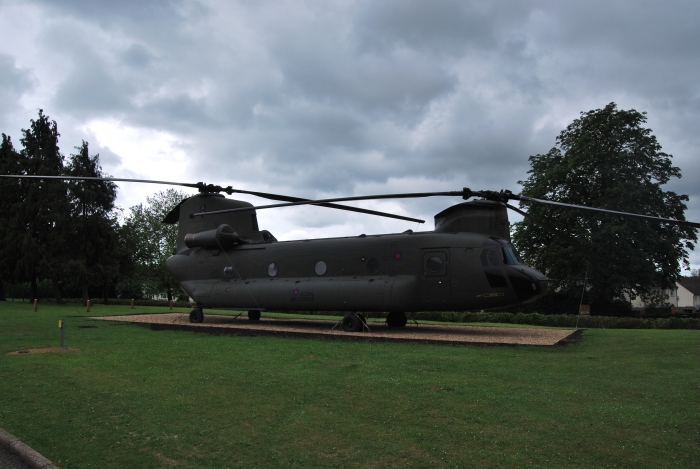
[184,224,245,250]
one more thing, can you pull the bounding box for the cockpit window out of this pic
[483,238,523,266]
[480,248,502,267]
[502,246,520,265]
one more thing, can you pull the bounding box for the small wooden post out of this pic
[169,300,173,310]
[131,299,135,309]
[33,299,38,312]
[86,300,91,313]
[58,319,65,349]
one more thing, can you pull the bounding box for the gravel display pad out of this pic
[95,313,579,346]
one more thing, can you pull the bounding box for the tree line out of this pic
[0,105,697,314]
[0,110,186,304]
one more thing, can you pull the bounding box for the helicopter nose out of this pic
[505,266,548,302]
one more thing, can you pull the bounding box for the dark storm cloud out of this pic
[354,0,530,55]
[34,0,191,28]
[0,54,34,97]
[0,53,35,130]
[121,43,156,69]
[53,55,133,115]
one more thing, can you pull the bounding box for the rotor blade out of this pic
[518,195,700,230]
[227,189,425,223]
[0,174,425,223]
[192,190,466,217]
[0,174,202,189]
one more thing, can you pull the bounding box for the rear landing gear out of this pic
[189,308,204,323]
[386,311,407,328]
[340,313,368,332]
[248,310,261,321]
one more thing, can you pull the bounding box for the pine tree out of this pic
[65,141,118,305]
[0,134,23,300]
[16,110,70,301]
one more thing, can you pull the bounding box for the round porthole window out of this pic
[427,256,443,273]
[268,262,279,277]
[315,261,327,276]
[224,266,235,278]
[367,258,381,274]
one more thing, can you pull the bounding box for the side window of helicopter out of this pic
[268,262,279,277]
[315,261,327,276]
[480,249,489,266]
[427,256,443,273]
[480,248,502,267]
[422,251,447,276]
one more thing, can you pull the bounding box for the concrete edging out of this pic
[0,428,59,469]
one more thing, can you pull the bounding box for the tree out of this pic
[512,103,697,314]
[65,141,119,305]
[0,134,24,300]
[15,110,70,302]
[120,189,187,301]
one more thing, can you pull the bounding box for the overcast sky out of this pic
[1,0,699,271]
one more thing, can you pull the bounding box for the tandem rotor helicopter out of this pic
[4,175,700,331]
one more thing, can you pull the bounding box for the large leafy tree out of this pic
[65,141,119,305]
[120,189,187,301]
[512,103,697,312]
[15,110,70,301]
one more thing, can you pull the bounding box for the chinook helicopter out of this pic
[4,175,700,331]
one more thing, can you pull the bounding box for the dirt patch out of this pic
[7,347,79,355]
[94,313,578,346]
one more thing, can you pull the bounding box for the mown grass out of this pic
[1,301,698,468]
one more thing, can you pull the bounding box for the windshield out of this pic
[485,237,523,265]
[502,246,520,265]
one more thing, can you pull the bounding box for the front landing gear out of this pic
[189,308,204,323]
[248,310,261,321]
[386,311,407,328]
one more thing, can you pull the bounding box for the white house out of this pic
[677,277,700,310]
[629,276,700,312]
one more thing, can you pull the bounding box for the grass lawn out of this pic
[1,301,698,468]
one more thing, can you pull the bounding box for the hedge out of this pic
[273,310,700,330]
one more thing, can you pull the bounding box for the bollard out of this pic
[86,299,91,313]
[131,298,135,309]
[58,319,65,349]
[33,299,38,312]
[169,300,173,310]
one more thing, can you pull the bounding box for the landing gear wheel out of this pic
[189,308,204,323]
[341,313,363,332]
[248,310,261,321]
[386,311,407,328]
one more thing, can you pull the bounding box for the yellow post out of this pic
[86,300,91,313]
[33,299,38,312]
[131,299,135,309]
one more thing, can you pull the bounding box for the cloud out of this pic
[0,0,698,270]
[0,53,36,131]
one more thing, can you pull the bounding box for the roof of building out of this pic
[678,276,700,295]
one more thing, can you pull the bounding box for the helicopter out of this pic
[3,175,700,332]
